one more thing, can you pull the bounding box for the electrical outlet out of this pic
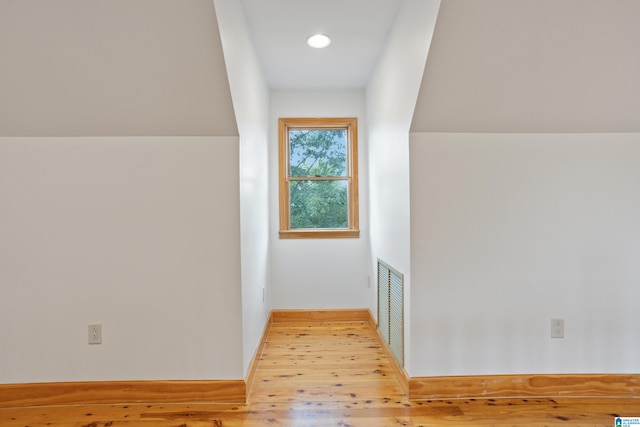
[551,318,564,339]
[88,324,102,345]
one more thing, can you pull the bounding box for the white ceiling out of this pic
[239,0,404,90]
[0,0,237,136]
[411,0,640,132]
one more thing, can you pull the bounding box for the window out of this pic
[278,117,359,239]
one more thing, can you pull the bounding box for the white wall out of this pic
[0,137,244,382]
[408,0,640,377]
[409,132,640,376]
[214,0,271,375]
[365,0,441,371]
[269,90,371,309]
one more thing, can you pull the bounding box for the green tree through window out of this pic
[289,129,347,229]
[279,118,359,238]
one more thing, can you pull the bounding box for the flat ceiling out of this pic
[239,0,404,90]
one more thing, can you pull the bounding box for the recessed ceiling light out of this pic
[306,34,331,49]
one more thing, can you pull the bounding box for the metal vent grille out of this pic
[377,259,404,368]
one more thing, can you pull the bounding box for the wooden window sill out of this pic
[279,229,360,239]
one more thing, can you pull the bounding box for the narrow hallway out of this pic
[248,319,410,424]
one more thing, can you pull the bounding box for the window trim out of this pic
[278,117,359,239]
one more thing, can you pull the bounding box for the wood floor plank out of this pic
[2,319,639,426]
[254,367,397,380]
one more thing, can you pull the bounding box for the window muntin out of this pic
[278,118,359,238]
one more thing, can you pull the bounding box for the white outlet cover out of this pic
[88,324,102,345]
[551,318,564,339]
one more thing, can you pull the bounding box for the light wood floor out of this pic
[1,320,638,426]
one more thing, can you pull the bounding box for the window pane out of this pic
[289,129,347,177]
[290,180,348,229]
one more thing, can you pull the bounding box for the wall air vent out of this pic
[377,259,404,368]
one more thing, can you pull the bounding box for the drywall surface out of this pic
[366,0,441,372]
[214,0,272,376]
[0,136,244,382]
[411,0,640,132]
[0,0,237,136]
[409,132,640,376]
[269,90,371,309]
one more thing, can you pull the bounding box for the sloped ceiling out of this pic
[0,0,237,136]
[411,0,640,132]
